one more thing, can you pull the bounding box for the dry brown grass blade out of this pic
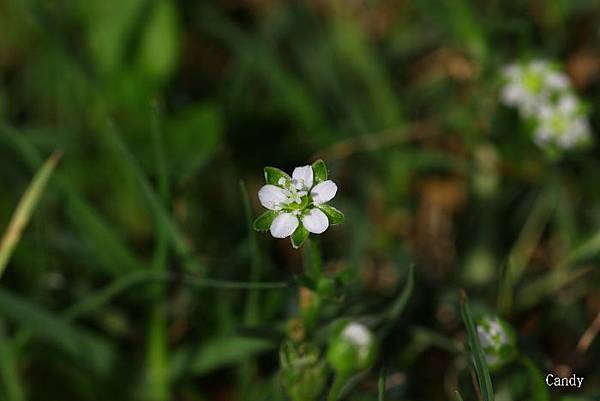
[0,151,62,278]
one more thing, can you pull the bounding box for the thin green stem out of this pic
[327,373,349,401]
[0,319,25,401]
[146,104,170,401]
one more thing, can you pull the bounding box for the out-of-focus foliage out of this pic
[0,0,600,400]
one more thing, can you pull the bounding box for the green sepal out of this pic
[311,160,327,184]
[264,166,291,186]
[253,210,278,231]
[318,204,344,225]
[291,224,309,249]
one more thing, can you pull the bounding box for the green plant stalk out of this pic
[0,319,25,401]
[0,151,61,278]
[498,188,553,315]
[146,105,170,401]
[238,181,263,393]
[300,238,324,332]
[240,181,261,325]
[378,368,386,401]
[327,373,350,401]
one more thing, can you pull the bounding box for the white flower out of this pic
[501,60,571,117]
[533,94,591,149]
[476,316,517,370]
[254,160,344,248]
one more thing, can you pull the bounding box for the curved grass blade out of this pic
[2,127,143,276]
[375,264,415,335]
[0,151,61,278]
[459,290,494,401]
[105,123,198,270]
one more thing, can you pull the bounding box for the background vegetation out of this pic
[1,0,600,400]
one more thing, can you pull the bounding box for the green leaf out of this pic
[136,0,180,82]
[312,159,327,183]
[166,103,223,183]
[291,224,309,249]
[459,290,494,401]
[170,336,274,379]
[520,356,550,401]
[253,211,277,231]
[264,167,291,186]
[318,204,345,225]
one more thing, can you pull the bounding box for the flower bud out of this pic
[327,322,377,376]
[279,342,327,401]
[476,316,517,370]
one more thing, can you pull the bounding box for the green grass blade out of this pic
[0,318,25,401]
[459,290,494,401]
[146,103,170,401]
[515,266,591,311]
[387,264,415,320]
[498,191,554,315]
[169,336,274,379]
[105,123,196,268]
[65,193,144,274]
[559,229,600,269]
[0,151,61,278]
[2,127,143,276]
[376,264,415,337]
[455,390,465,401]
[0,288,116,378]
[519,356,550,401]
[378,368,386,401]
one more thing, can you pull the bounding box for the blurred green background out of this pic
[1,0,600,400]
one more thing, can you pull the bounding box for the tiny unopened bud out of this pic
[327,322,377,376]
[279,342,327,401]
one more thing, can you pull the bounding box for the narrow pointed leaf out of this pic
[253,211,278,231]
[264,167,291,186]
[459,290,494,401]
[312,159,327,183]
[318,204,345,225]
[291,224,309,249]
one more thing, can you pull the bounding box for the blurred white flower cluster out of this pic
[501,60,592,151]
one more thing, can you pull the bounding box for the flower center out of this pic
[550,115,567,135]
[523,70,543,94]
[280,181,312,214]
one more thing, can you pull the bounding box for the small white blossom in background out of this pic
[500,59,593,153]
[501,60,569,117]
[254,160,344,248]
[534,94,592,149]
[476,316,517,370]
